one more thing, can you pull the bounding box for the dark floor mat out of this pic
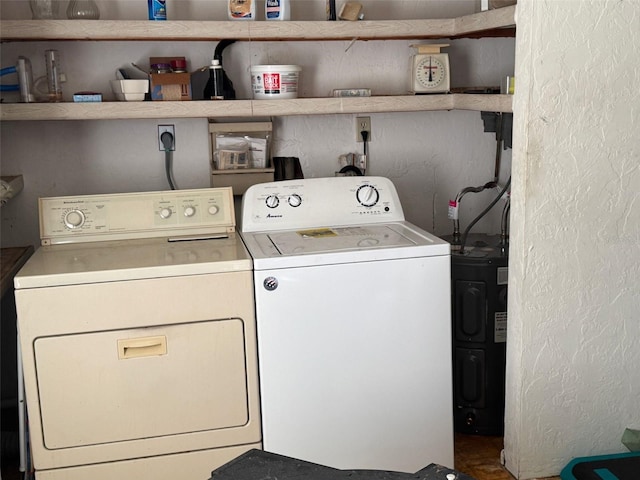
[209,449,476,480]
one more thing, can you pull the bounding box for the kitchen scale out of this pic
[410,44,450,94]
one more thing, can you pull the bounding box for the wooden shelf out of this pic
[0,6,514,42]
[0,7,514,120]
[0,95,512,121]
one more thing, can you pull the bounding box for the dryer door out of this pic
[34,319,249,449]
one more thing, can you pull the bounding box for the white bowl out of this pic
[114,93,146,101]
[110,79,148,101]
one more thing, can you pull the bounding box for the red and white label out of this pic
[263,73,281,93]
[448,199,458,220]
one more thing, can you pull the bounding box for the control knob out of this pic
[159,207,172,219]
[356,185,380,207]
[184,206,196,217]
[265,195,280,209]
[64,209,85,229]
[288,194,302,207]
[208,205,220,216]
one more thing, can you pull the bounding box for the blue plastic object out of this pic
[1,65,19,91]
[1,65,17,75]
[561,452,640,480]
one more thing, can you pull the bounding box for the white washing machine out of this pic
[14,187,261,480]
[240,176,454,473]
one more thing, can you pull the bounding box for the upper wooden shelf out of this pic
[0,7,514,120]
[0,95,513,121]
[0,6,515,42]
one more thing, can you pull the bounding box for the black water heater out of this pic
[445,234,508,436]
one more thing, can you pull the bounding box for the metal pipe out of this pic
[452,182,497,243]
[493,113,503,183]
[501,199,510,246]
[460,177,511,254]
[451,112,505,243]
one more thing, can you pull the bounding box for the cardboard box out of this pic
[149,56,191,101]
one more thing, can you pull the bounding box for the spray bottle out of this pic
[148,0,167,20]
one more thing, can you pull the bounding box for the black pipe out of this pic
[459,177,511,254]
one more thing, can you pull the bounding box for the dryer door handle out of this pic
[118,336,167,359]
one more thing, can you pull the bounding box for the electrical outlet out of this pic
[158,125,175,151]
[356,116,371,142]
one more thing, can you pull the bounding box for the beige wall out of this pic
[505,0,640,477]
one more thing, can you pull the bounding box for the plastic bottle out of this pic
[265,0,290,20]
[203,60,224,100]
[326,0,336,20]
[228,0,255,20]
[148,0,167,21]
[17,57,36,103]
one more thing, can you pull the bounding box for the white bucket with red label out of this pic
[251,65,301,99]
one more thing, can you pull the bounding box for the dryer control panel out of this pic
[240,176,405,233]
[39,187,235,245]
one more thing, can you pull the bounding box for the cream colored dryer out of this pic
[14,187,261,480]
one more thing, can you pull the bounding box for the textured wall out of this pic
[505,0,640,477]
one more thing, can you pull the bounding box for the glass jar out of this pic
[150,63,172,75]
[170,59,187,73]
[30,0,60,19]
[66,0,100,19]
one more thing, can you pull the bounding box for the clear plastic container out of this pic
[251,65,301,99]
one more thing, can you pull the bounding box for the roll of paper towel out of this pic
[1,175,24,206]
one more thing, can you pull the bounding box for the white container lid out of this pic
[251,65,301,72]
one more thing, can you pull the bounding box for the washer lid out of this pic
[268,225,414,255]
[242,221,450,270]
[14,235,252,289]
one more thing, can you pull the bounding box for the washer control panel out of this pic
[39,187,235,245]
[241,176,405,233]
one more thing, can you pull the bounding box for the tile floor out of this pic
[455,433,562,480]
[455,433,514,479]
